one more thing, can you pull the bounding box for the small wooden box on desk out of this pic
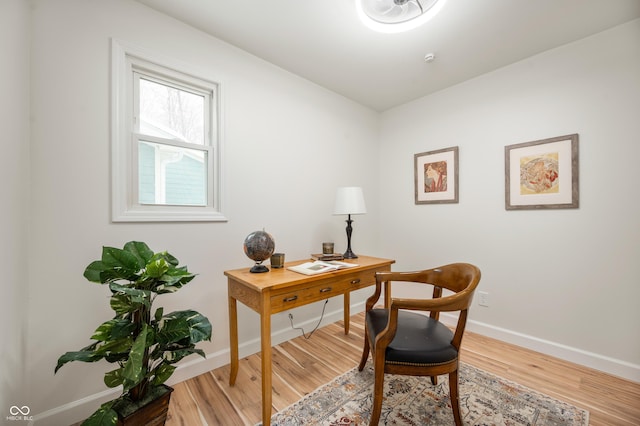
[225,255,395,426]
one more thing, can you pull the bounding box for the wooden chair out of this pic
[358,263,481,425]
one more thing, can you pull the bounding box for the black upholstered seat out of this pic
[366,309,457,366]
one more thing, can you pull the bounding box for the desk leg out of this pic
[343,292,350,335]
[228,294,239,386]
[261,296,273,426]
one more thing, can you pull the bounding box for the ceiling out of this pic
[136,0,640,111]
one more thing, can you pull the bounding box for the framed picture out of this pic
[414,146,459,204]
[505,134,579,210]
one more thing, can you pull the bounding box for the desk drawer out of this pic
[270,269,377,312]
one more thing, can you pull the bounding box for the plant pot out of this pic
[115,385,173,426]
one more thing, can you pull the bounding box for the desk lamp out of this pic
[333,187,367,259]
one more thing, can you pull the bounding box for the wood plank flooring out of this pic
[164,312,640,425]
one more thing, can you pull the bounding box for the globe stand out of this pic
[250,262,269,273]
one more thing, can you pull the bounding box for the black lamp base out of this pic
[343,249,358,259]
[343,214,358,259]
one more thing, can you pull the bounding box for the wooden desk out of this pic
[225,255,395,426]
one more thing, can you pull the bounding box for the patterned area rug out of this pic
[263,362,589,425]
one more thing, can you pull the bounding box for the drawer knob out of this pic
[320,287,332,293]
[350,279,361,284]
[283,295,298,302]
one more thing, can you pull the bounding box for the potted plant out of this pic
[55,241,212,425]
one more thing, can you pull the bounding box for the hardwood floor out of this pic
[166,312,639,425]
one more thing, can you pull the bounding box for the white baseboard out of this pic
[34,305,639,425]
[438,313,640,383]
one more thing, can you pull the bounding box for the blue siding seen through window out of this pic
[166,154,206,205]
[139,142,155,204]
[138,141,207,206]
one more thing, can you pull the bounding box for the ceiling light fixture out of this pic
[356,0,448,34]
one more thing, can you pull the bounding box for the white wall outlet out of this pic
[478,291,489,307]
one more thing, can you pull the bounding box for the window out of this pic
[111,40,225,221]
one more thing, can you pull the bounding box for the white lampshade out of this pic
[333,187,367,215]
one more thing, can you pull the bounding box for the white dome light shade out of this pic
[356,0,448,33]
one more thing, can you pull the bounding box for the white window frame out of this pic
[111,39,226,222]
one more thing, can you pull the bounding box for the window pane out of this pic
[139,78,205,145]
[138,141,207,206]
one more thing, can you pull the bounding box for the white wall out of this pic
[27,0,379,424]
[0,0,30,416]
[14,0,640,423]
[378,19,640,378]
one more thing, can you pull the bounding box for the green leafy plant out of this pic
[55,241,212,425]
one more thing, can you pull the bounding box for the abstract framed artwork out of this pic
[505,134,579,210]
[414,146,458,204]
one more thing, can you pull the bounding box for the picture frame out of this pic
[414,146,459,204]
[505,134,579,210]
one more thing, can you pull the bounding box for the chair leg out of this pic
[369,357,385,426]
[430,375,438,385]
[358,329,370,371]
[448,369,462,426]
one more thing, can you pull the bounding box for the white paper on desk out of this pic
[287,260,358,275]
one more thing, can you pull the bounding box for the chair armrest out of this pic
[364,279,383,312]
[391,290,472,312]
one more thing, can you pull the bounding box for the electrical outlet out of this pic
[478,291,489,307]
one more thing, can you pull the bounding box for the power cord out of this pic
[288,299,329,339]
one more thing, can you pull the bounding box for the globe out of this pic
[243,230,276,273]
